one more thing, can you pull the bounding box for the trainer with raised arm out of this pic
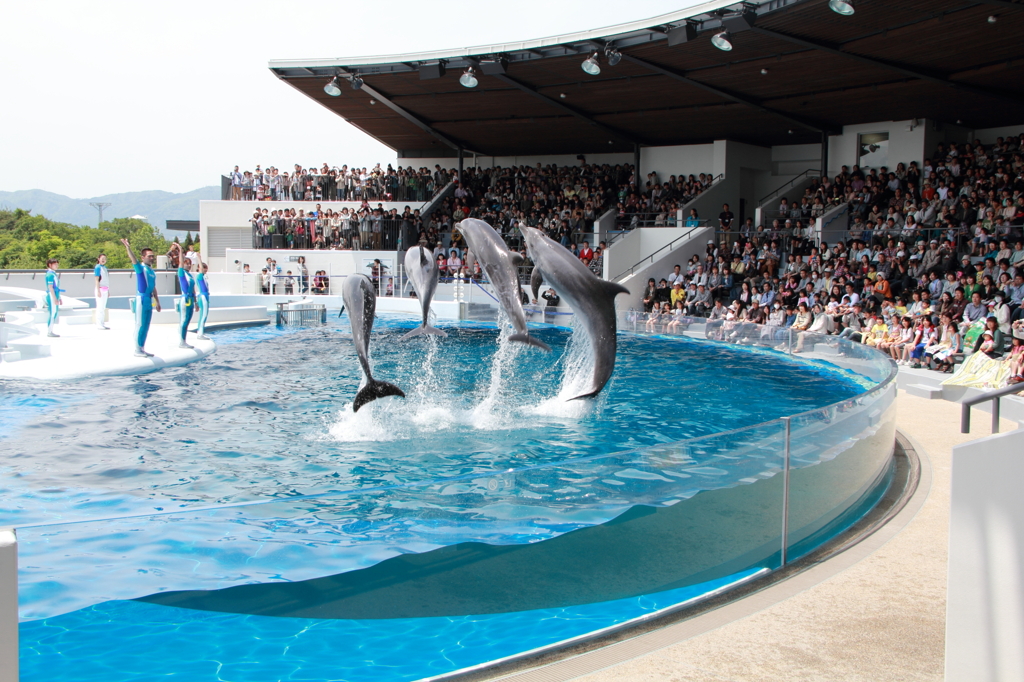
[122,239,161,357]
[171,243,196,349]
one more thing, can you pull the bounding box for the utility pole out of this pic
[89,202,111,227]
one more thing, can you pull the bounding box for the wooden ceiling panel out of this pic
[274,0,1024,155]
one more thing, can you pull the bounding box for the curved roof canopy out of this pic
[269,0,1024,157]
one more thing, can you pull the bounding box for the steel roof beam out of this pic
[619,53,833,134]
[331,70,483,155]
[475,63,647,146]
[751,26,1024,105]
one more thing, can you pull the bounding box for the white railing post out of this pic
[0,528,17,682]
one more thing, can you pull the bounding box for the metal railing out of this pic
[250,218,418,251]
[275,303,327,327]
[960,382,1024,434]
[610,221,709,282]
[221,174,446,203]
[758,169,820,207]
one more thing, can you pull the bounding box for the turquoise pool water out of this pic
[5,315,886,681]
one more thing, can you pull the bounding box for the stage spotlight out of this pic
[606,48,622,66]
[351,76,364,90]
[459,68,478,88]
[323,77,342,97]
[582,52,601,75]
[711,30,733,51]
[829,0,855,15]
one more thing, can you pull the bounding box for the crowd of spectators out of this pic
[241,159,717,256]
[229,164,450,203]
[753,134,1024,254]
[640,133,1024,382]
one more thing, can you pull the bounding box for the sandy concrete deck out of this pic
[0,310,215,381]
[494,391,1019,682]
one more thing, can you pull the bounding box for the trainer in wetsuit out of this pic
[44,258,62,337]
[121,239,161,357]
[194,249,211,341]
[171,243,196,349]
[94,253,110,330]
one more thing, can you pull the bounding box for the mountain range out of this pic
[0,187,221,235]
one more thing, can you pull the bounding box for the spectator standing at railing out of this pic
[230,166,243,201]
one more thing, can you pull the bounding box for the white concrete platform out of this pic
[0,310,215,382]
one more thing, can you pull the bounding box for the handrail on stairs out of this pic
[610,221,709,282]
[960,382,1024,434]
[757,168,820,207]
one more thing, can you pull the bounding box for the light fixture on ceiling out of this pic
[608,140,614,145]
[605,48,622,67]
[788,129,794,134]
[459,67,478,88]
[828,0,855,16]
[559,93,567,99]
[369,99,376,105]
[351,76,364,90]
[987,14,998,23]
[711,30,733,51]
[761,68,769,75]
[323,77,342,97]
[581,52,601,75]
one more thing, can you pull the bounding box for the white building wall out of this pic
[946,426,1024,682]
[968,124,1024,144]
[639,144,717,186]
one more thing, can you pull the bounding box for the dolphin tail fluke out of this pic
[567,389,602,401]
[400,325,448,340]
[509,333,551,352]
[353,380,406,412]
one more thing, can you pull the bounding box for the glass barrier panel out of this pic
[783,337,898,562]
[16,420,788,681]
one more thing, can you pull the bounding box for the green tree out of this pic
[0,210,171,269]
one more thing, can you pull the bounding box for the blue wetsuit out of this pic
[177,267,196,344]
[196,272,210,337]
[133,262,157,352]
[45,269,62,334]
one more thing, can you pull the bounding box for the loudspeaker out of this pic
[479,57,508,75]
[667,24,698,46]
[419,61,446,80]
[722,10,756,32]
[271,234,285,249]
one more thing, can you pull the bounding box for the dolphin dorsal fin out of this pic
[418,245,428,267]
[601,279,630,298]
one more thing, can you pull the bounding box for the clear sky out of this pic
[1,1,704,198]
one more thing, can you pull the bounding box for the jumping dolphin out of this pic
[340,274,406,412]
[401,245,447,340]
[457,218,550,351]
[520,225,629,400]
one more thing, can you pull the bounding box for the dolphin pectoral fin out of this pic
[509,333,551,352]
[510,252,524,266]
[353,380,406,412]
[400,325,448,340]
[339,305,345,318]
[530,268,544,303]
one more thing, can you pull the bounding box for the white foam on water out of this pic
[325,311,599,442]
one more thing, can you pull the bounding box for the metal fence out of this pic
[250,218,420,252]
[221,175,448,203]
[275,303,327,327]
